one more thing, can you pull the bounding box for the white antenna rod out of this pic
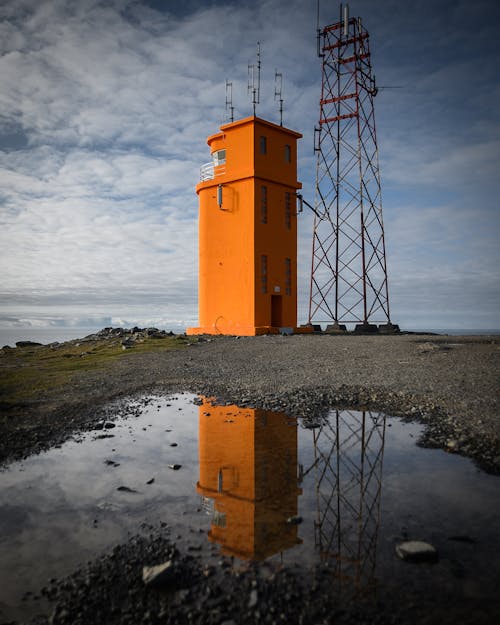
[248,42,261,116]
[343,3,349,37]
[225,80,234,123]
[274,71,284,126]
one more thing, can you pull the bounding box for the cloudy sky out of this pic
[1,0,499,332]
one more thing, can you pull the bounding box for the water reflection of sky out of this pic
[1,394,499,622]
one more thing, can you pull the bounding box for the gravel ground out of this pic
[1,331,500,625]
[23,524,499,625]
[1,332,499,472]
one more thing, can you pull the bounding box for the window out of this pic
[261,185,267,224]
[261,255,268,294]
[260,135,267,154]
[285,192,291,229]
[213,149,226,166]
[285,258,292,295]
[284,144,291,163]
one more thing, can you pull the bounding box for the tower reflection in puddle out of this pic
[196,398,302,560]
[196,397,386,586]
[308,410,386,591]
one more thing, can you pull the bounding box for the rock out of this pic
[446,439,459,452]
[142,560,175,587]
[146,478,155,484]
[395,541,438,562]
[104,422,116,429]
[16,340,43,347]
[448,535,477,544]
[117,486,138,493]
[168,464,182,470]
[104,459,120,467]
[248,589,258,608]
[286,515,303,525]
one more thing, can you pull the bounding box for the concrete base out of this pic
[186,325,313,337]
[325,323,347,334]
[353,323,379,334]
[378,323,400,335]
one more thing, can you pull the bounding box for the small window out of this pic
[260,135,267,154]
[261,254,268,294]
[261,185,267,224]
[213,149,226,166]
[285,258,292,295]
[285,192,291,229]
[284,144,291,163]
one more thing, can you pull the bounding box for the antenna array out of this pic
[223,41,286,126]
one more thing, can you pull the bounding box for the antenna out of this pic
[225,80,234,123]
[343,3,349,37]
[247,42,261,116]
[317,0,325,57]
[274,71,284,126]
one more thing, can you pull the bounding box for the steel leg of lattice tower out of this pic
[311,410,386,592]
[309,8,397,332]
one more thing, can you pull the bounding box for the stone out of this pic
[104,422,116,429]
[16,340,42,348]
[142,560,175,587]
[168,464,182,470]
[395,541,438,562]
[117,486,138,493]
[248,589,258,608]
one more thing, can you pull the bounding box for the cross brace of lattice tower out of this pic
[309,10,392,328]
[311,410,386,592]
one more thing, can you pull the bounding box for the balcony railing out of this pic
[199,162,225,182]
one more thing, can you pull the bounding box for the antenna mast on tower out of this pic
[248,42,261,116]
[225,80,234,123]
[309,3,395,332]
[274,71,284,126]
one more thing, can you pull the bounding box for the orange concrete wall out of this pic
[196,399,301,560]
[188,116,302,335]
[198,177,255,333]
[254,181,298,328]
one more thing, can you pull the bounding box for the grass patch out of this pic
[0,335,193,407]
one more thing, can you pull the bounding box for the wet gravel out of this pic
[1,331,500,625]
[1,333,499,473]
[21,525,500,625]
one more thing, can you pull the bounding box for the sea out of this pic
[1,327,499,348]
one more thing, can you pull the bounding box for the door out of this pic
[271,295,282,328]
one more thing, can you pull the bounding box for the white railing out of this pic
[199,162,226,182]
[200,162,214,181]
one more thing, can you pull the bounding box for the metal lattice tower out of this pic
[311,410,386,591]
[309,6,392,329]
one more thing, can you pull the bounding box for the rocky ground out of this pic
[2,329,499,472]
[1,329,499,624]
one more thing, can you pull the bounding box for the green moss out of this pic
[0,335,194,407]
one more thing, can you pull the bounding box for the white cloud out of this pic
[0,0,499,332]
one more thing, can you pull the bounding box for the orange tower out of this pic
[196,399,302,560]
[187,116,304,336]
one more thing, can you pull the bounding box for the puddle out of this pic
[1,394,499,622]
